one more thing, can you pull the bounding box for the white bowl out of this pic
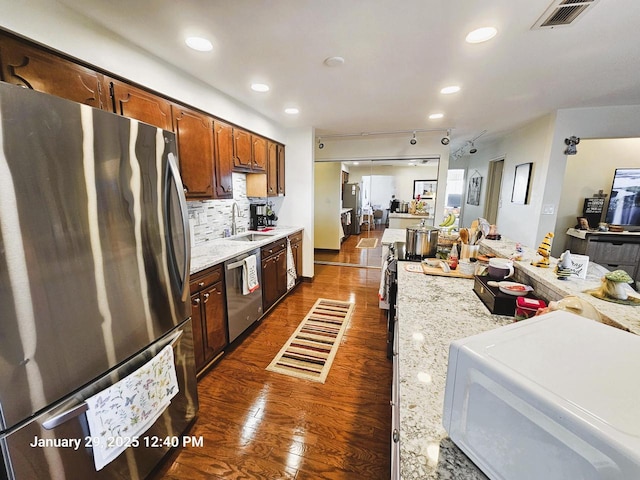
[499,282,533,296]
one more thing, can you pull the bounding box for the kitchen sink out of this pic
[229,233,275,242]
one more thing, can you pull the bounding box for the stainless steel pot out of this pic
[406,224,439,258]
[399,202,409,213]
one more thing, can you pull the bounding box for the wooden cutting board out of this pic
[404,262,474,279]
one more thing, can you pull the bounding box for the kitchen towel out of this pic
[85,344,179,471]
[286,238,297,290]
[242,254,259,295]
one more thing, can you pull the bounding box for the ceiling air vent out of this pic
[532,0,599,29]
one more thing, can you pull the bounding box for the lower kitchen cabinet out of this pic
[189,264,228,374]
[261,238,288,311]
[289,231,303,284]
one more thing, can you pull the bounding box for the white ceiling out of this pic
[58,0,640,151]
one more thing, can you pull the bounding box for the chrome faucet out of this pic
[231,201,241,235]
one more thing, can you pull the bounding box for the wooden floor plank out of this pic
[150,231,392,479]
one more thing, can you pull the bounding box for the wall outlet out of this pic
[542,204,555,215]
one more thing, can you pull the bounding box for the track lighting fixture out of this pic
[318,138,324,149]
[564,136,580,155]
[469,142,477,154]
[441,136,450,145]
[410,132,417,145]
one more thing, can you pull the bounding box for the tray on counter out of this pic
[473,275,538,316]
[404,262,474,279]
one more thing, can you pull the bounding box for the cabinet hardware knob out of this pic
[392,429,399,443]
[192,298,200,305]
[203,293,210,302]
[198,281,205,287]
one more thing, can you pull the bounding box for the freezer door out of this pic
[0,83,190,432]
[0,319,198,480]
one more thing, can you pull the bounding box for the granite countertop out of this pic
[566,227,640,239]
[479,237,640,335]
[397,265,513,479]
[389,212,431,219]
[190,226,303,274]
[381,228,407,245]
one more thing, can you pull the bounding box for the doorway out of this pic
[484,159,504,225]
[314,158,440,268]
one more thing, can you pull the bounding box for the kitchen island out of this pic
[396,236,640,478]
[397,265,511,479]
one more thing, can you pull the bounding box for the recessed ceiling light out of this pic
[251,83,270,92]
[440,85,461,95]
[465,27,498,44]
[324,56,345,67]
[284,107,299,115]
[353,161,359,165]
[429,113,444,120]
[185,36,213,52]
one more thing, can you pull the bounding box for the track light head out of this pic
[441,136,450,145]
[318,138,324,149]
[564,136,580,155]
[410,132,417,145]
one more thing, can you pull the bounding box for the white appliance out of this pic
[443,311,640,480]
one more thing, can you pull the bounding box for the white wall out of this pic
[277,127,315,278]
[456,104,640,251]
[554,137,640,255]
[314,162,342,250]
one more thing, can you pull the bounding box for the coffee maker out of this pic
[250,203,267,230]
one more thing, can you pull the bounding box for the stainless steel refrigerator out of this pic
[0,83,198,479]
[342,183,361,235]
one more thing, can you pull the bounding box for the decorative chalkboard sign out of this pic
[583,197,605,228]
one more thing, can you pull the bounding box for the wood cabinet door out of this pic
[291,240,302,281]
[174,107,214,198]
[277,144,286,195]
[275,250,288,298]
[261,255,279,311]
[0,33,107,108]
[267,141,278,196]
[202,281,227,361]
[252,135,267,172]
[190,294,206,372]
[109,78,173,131]
[233,128,252,169]
[213,120,234,198]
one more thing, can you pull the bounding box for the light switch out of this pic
[542,204,555,215]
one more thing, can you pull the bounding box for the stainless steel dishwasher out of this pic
[224,248,264,342]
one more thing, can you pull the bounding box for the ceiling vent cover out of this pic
[532,0,599,29]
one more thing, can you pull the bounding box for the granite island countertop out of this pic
[189,226,303,274]
[479,237,640,335]
[397,265,513,479]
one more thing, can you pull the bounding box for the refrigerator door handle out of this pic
[166,151,191,302]
[42,403,88,430]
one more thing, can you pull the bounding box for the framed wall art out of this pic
[511,162,532,204]
[467,173,482,206]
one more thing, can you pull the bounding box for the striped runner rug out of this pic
[266,298,354,383]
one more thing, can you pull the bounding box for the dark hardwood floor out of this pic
[151,233,392,479]
[314,227,384,267]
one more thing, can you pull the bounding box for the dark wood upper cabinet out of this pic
[174,106,214,198]
[0,32,107,109]
[232,129,252,170]
[267,141,278,196]
[277,144,286,196]
[252,135,267,172]
[109,78,173,131]
[213,120,234,198]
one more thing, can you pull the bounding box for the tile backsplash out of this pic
[187,173,251,245]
